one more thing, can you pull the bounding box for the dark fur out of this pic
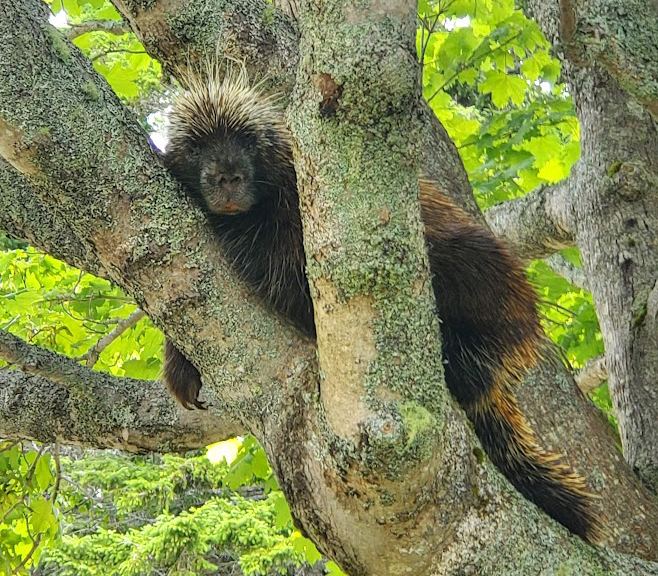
[162,74,603,541]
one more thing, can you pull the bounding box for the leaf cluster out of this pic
[36,447,333,576]
[0,247,162,379]
[418,0,579,205]
[0,443,58,575]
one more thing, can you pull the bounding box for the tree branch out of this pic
[111,0,300,94]
[65,19,131,40]
[575,355,608,393]
[557,0,658,120]
[527,0,658,494]
[0,329,242,451]
[484,181,577,260]
[76,309,146,367]
[0,0,313,428]
[544,253,589,290]
[0,166,108,278]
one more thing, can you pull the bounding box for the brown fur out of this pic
[161,71,604,541]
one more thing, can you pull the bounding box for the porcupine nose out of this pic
[217,173,244,212]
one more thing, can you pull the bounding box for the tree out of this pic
[1,0,657,574]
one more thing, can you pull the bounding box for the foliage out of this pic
[0,249,330,575]
[49,0,162,103]
[0,0,613,574]
[37,449,316,576]
[418,0,579,206]
[0,443,59,575]
[0,247,162,379]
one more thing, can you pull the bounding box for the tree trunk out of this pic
[527,0,658,493]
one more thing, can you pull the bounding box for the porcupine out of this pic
[162,69,603,542]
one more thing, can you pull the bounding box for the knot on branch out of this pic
[358,402,437,479]
[607,161,656,201]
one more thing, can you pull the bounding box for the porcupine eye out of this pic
[198,134,259,215]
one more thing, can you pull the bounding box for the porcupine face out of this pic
[166,69,294,216]
[197,131,261,214]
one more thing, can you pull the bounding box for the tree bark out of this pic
[484,182,576,260]
[527,0,658,493]
[0,329,240,451]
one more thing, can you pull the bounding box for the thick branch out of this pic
[0,0,312,427]
[516,343,658,560]
[557,0,658,120]
[111,0,300,94]
[0,329,241,451]
[0,166,108,278]
[484,181,576,260]
[528,0,658,493]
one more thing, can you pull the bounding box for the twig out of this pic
[0,440,20,453]
[427,31,522,103]
[24,444,46,485]
[8,533,43,575]
[1,495,28,524]
[40,294,135,304]
[51,441,62,504]
[76,309,146,367]
[91,49,147,62]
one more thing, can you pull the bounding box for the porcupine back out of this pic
[162,68,603,541]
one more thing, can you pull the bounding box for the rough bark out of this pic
[555,0,658,121]
[527,0,658,493]
[484,181,576,260]
[290,0,442,443]
[0,329,241,452]
[576,355,608,393]
[517,344,658,559]
[0,166,108,278]
[260,373,658,576]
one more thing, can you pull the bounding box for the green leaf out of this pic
[93,63,141,98]
[537,157,568,182]
[250,447,271,479]
[35,455,54,491]
[326,561,349,576]
[479,70,527,108]
[292,534,323,565]
[271,493,293,529]
[62,0,81,16]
